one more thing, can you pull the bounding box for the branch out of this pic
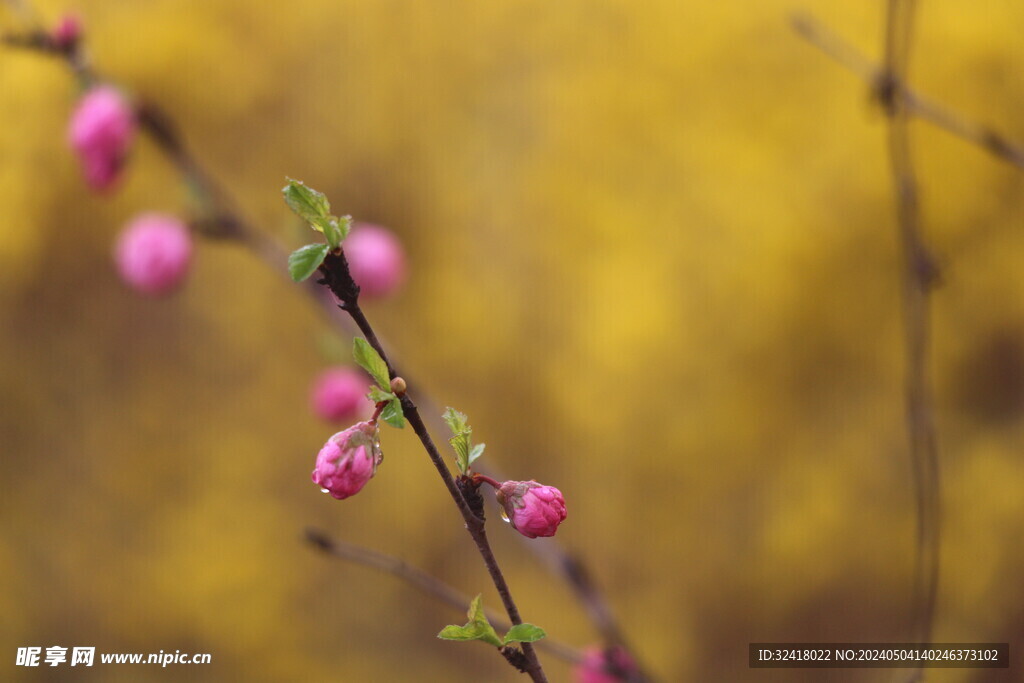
[879,3,942,679]
[792,12,1024,170]
[560,556,651,683]
[316,253,548,682]
[3,12,649,680]
[303,528,584,666]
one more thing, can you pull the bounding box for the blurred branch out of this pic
[795,5,946,676]
[880,2,942,678]
[3,9,650,681]
[792,12,1024,170]
[304,528,584,666]
[560,555,651,682]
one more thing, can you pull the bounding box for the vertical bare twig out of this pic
[879,2,942,676]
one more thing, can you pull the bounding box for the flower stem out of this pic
[474,474,502,489]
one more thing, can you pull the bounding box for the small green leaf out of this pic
[336,215,352,241]
[437,623,502,647]
[282,178,331,227]
[288,243,330,282]
[437,595,502,647]
[502,623,546,645]
[323,218,342,249]
[442,407,469,434]
[466,593,487,623]
[437,624,475,641]
[353,337,390,389]
[468,443,486,466]
[380,397,405,429]
[442,407,473,473]
[367,386,394,404]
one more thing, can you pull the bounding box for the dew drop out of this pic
[499,508,510,523]
[320,488,330,494]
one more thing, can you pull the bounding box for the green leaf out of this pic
[465,593,487,623]
[468,443,486,466]
[321,216,352,249]
[336,215,352,240]
[437,624,476,641]
[367,386,394,404]
[353,337,390,389]
[442,407,469,435]
[502,623,546,645]
[442,407,473,473]
[288,243,330,282]
[437,595,502,647]
[380,397,405,429]
[437,623,502,646]
[323,218,342,250]
[282,178,331,227]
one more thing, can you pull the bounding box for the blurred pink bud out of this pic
[495,480,567,538]
[574,646,637,683]
[114,213,193,295]
[310,367,373,422]
[67,85,136,192]
[345,223,406,298]
[312,421,382,500]
[52,14,82,49]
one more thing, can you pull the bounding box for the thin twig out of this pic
[146,50,553,681]
[2,13,647,681]
[403,403,546,682]
[879,3,942,680]
[304,527,584,666]
[792,12,1024,170]
[317,259,547,681]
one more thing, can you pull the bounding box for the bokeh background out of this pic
[3,0,1024,681]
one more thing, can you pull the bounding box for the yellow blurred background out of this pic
[2,0,1023,681]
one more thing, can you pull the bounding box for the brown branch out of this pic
[316,254,547,682]
[303,527,584,666]
[560,555,651,683]
[142,91,631,680]
[3,13,650,681]
[136,35,647,683]
[879,3,942,679]
[792,12,1024,170]
[795,6,947,677]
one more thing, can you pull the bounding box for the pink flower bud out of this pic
[52,14,82,49]
[574,646,637,683]
[495,480,567,538]
[344,223,406,299]
[310,367,373,422]
[114,213,193,295]
[311,421,382,500]
[67,85,136,192]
